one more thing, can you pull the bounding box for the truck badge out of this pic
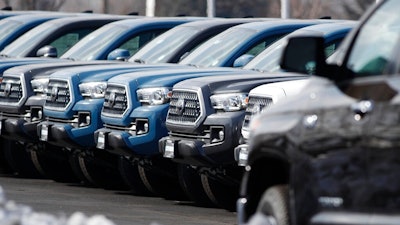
[176,98,185,116]
[3,83,11,98]
[50,86,59,102]
[108,92,116,108]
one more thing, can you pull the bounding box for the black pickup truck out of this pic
[239,1,400,225]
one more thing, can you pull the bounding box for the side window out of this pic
[245,34,286,56]
[118,30,166,56]
[346,1,400,76]
[49,28,93,56]
[324,39,342,58]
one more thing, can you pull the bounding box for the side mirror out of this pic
[107,49,130,61]
[233,54,255,68]
[280,36,327,76]
[36,45,57,58]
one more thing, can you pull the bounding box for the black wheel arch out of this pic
[241,147,290,222]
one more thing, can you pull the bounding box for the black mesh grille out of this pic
[243,96,273,128]
[0,77,22,104]
[167,90,201,125]
[102,84,127,116]
[45,79,70,109]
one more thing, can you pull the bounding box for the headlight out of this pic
[210,93,248,111]
[31,78,49,95]
[79,82,107,98]
[136,87,172,105]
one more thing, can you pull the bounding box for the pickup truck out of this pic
[239,1,400,225]
[158,22,356,210]
[0,17,201,179]
[0,13,74,51]
[0,15,133,58]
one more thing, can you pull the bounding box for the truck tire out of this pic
[137,157,187,200]
[118,156,152,195]
[177,164,215,207]
[75,151,128,190]
[201,174,238,211]
[30,144,79,182]
[255,185,289,225]
[2,139,42,178]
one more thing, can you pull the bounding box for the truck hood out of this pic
[173,71,306,94]
[49,63,184,82]
[106,67,242,87]
[3,60,121,80]
[248,78,310,103]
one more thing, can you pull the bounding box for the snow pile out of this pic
[0,186,116,225]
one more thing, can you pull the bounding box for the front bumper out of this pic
[1,117,39,142]
[159,111,244,167]
[38,121,94,149]
[94,104,169,157]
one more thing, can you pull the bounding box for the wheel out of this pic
[30,144,80,182]
[1,139,42,178]
[137,156,187,200]
[0,138,15,175]
[75,150,129,190]
[177,164,215,207]
[117,156,152,195]
[200,173,239,211]
[254,185,290,225]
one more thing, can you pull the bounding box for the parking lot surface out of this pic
[0,171,236,225]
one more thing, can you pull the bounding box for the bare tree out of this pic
[18,0,65,11]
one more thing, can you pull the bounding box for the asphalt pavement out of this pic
[0,171,237,225]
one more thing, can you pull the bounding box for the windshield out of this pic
[0,20,23,45]
[245,34,343,73]
[0,22,57,58]
[61,24,126,61]
[243,36,287,73]
[179,27,256,67]
[346,0,400,76]
[129,26,200,64]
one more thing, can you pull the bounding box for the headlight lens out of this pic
[31,78,49,95]
[136,87,172,105]
[79,82,107,98]
[210,93,248,111]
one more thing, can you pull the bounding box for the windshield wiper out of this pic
[0,53,9,58]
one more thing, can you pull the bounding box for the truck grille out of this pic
[167,90,202,125]
[102,84,128,117]
[45,79,70,110]
[0,77,23,104]
[243,96,273,128]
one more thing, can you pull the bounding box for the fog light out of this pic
[78,112,91,127]
[136,119,149,135]
[210,126,224,143]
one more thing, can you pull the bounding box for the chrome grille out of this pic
[0,77,22,104]
[102,84,128,117]
[243,96,273,128]
[167,90,201,125]
[45,79,70,110]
